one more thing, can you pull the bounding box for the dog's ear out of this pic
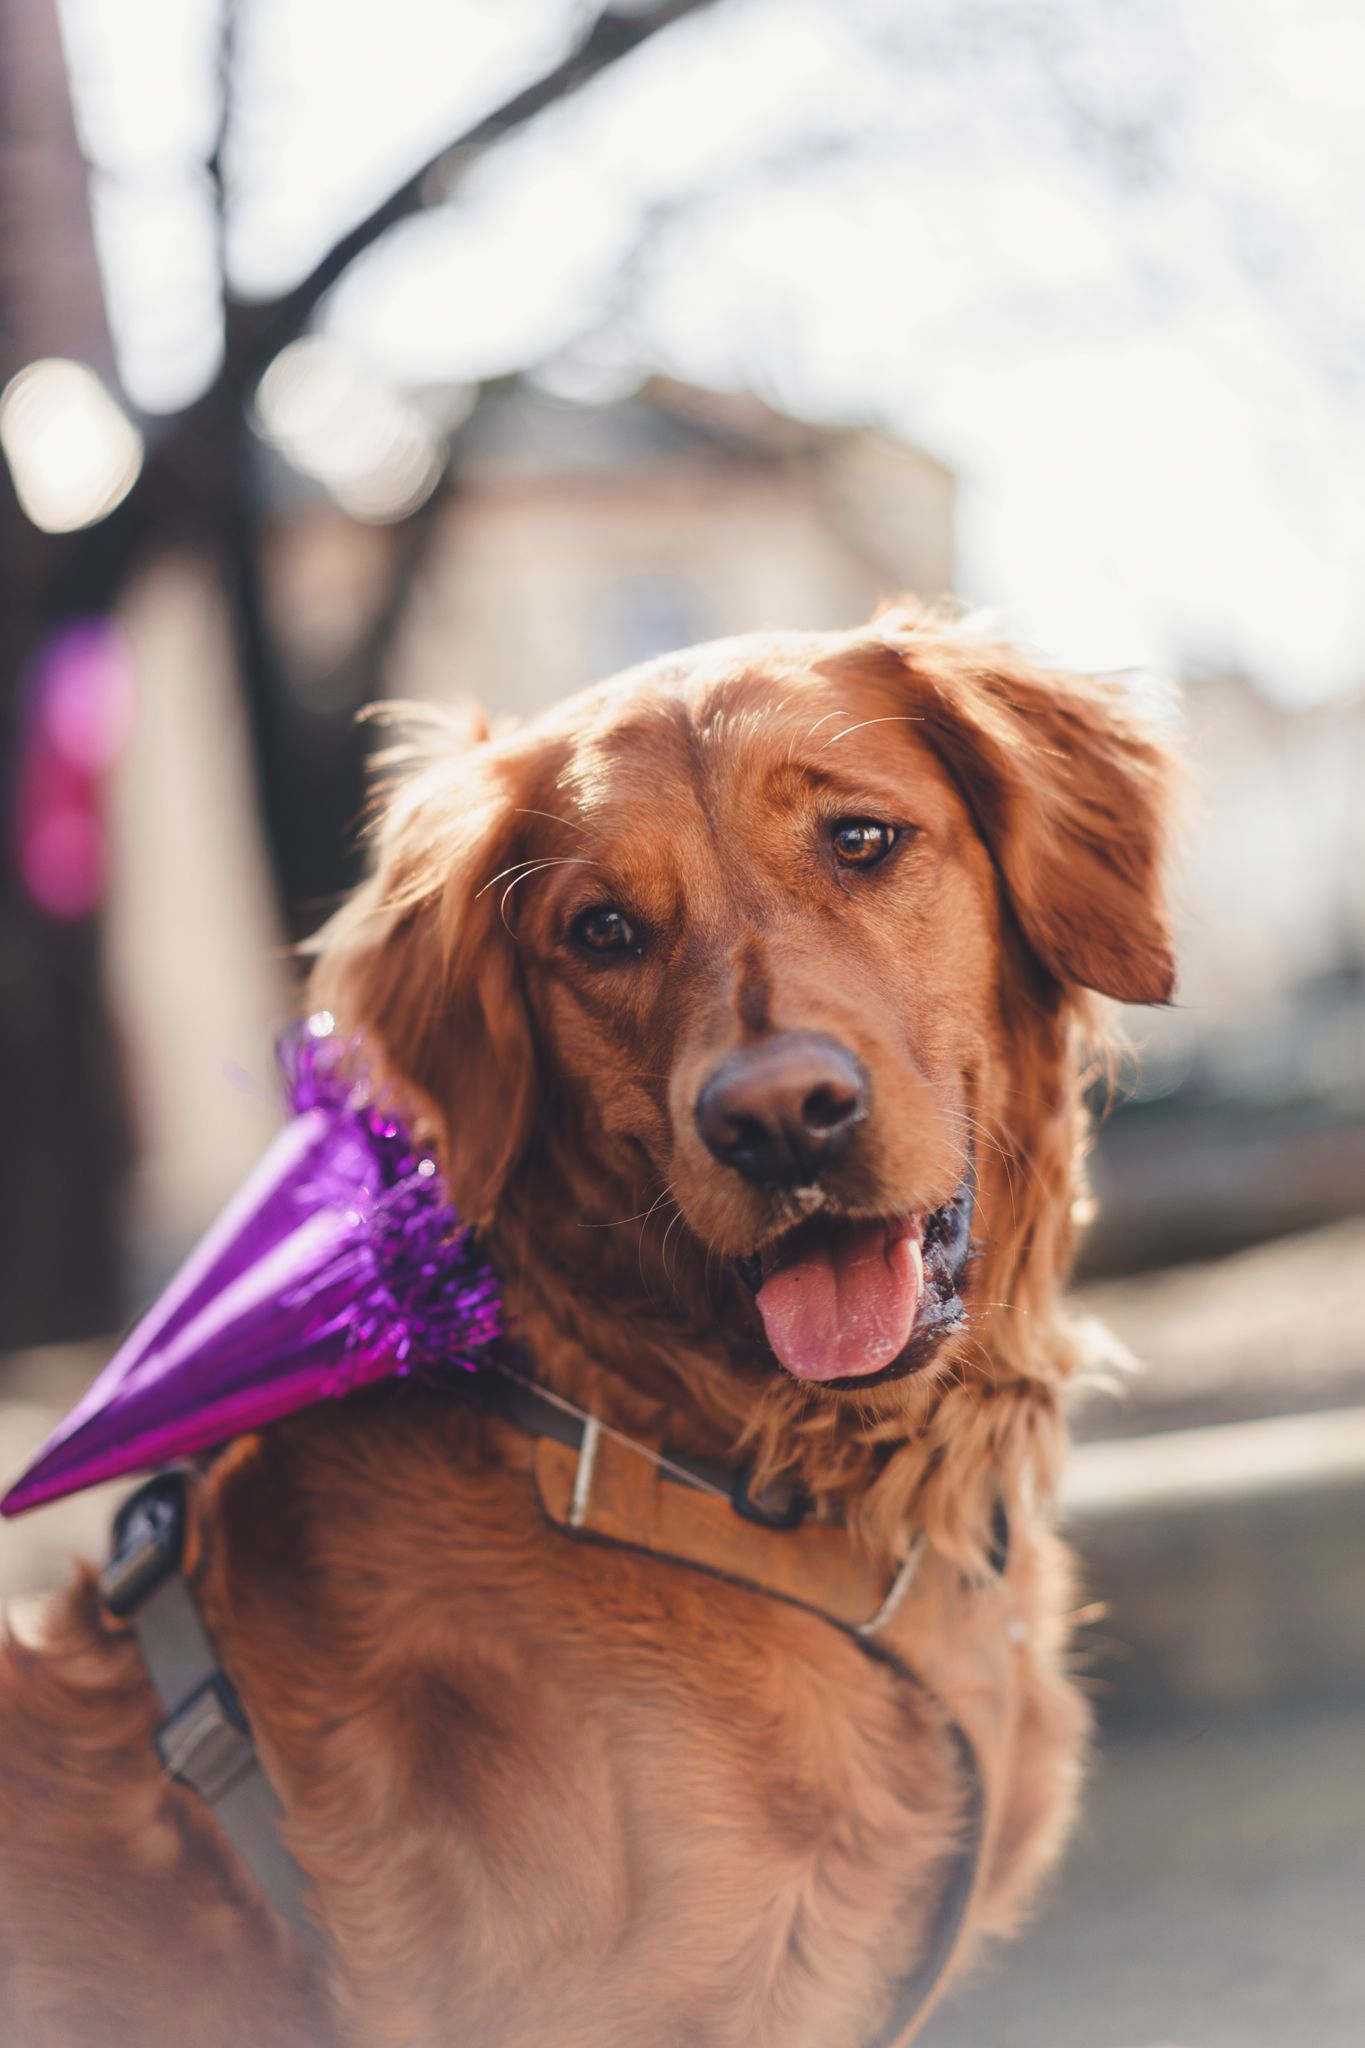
[871,614,1178,1005]
[309,728,537,1225]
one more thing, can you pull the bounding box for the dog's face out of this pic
[321,613,1174,1396]
[510,667,995,1389]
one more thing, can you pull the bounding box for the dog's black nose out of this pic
[695,1032,868,1187]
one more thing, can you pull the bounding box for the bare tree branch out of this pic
[223,0,717,392]
[205,0,236,277]
[49,0,722,937]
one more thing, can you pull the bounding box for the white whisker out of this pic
[794,709,845,761]
[580,1183,676,1231]
[513,807,587,834]
[476,855,596,900]
[824,714,925,745]
[638,1187,680,1289]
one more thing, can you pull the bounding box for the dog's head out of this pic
[315,606,1174,1406]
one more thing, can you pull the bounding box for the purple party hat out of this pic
[2,1014,502,1516]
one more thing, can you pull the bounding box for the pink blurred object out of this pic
[12,620,134,919]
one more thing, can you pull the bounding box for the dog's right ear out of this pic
[861,610,1178,1005]
[308,730,537,1226]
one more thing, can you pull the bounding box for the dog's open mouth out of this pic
[734,1167,974,1389]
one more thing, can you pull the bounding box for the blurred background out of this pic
[1,2,1362,2041]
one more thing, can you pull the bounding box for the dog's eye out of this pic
[831,818,897,867]
[570,905,638,955]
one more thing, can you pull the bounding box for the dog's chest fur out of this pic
[201,1406,975,2046]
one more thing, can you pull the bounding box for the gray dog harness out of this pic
[100,1471,320,1950]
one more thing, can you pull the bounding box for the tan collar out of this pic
[488,1366,925,1638]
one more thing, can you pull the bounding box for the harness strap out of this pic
[100,1472,321,1955]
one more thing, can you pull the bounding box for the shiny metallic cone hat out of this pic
[2,1016,501,1516]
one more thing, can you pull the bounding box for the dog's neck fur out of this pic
[486,984,1097,1576]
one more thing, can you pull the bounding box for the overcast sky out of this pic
[54,0,1365,702]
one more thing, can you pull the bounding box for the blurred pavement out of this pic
[930,1698,1365,2048]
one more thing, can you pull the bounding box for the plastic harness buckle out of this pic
[155,1673,257,1803]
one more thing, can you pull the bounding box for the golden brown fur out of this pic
[0,604,1176,2045]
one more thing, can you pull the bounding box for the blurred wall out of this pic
[104,560,289,1277]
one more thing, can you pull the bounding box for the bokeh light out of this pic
[0,359,143,534]
[253,337,448,523]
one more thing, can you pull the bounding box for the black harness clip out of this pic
[99,1470,189,1618]
[731,1465,810,1531]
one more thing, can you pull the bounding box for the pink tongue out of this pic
[756,1225,923,1382]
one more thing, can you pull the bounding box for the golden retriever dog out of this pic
[0,604,1175,2047]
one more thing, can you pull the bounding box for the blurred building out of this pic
[1180,670,1365,1015]
[1087,666,1365,1272]
[1128,665,1365,1112]
[261,375,957,720]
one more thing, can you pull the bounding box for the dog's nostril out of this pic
[710,1111,769,1163]
[801,1083,858,1134]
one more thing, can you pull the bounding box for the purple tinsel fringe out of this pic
[279,1012,503,1379]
